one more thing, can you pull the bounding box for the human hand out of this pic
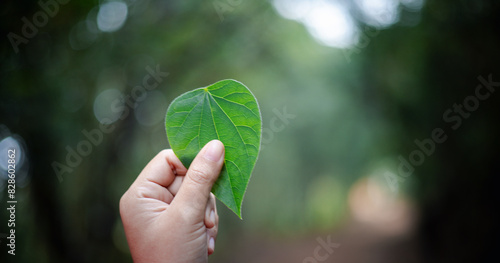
[120,140,225,263]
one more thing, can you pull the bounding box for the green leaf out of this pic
[165,79,261,218]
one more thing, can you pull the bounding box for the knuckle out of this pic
[188,166,212,185]
[134,185,150,199]
[159,149,172,159]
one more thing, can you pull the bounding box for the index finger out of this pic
[134,149,187,188]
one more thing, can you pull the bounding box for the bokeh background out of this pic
[1,0,499,262]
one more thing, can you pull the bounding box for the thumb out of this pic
[172,140,224,217]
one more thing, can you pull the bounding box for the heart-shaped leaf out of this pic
[165,79,261,218]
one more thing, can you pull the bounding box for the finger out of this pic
[207,227,218,255]
[167,175,185,196]
[136,182,175,204]
[206,193,218,256]
[172,140,224,218]
[126,150,187,205]
[135,149,187,188]
[205,193,217,228]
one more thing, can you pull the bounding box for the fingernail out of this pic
[209,237,215,251]
[204,140,224,162]
[210,210,215,225]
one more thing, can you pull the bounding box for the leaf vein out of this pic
[211,95,259,118]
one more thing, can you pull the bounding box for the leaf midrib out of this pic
[206,89,252,209]
[207,91,252,165]
[206,92,238,210]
